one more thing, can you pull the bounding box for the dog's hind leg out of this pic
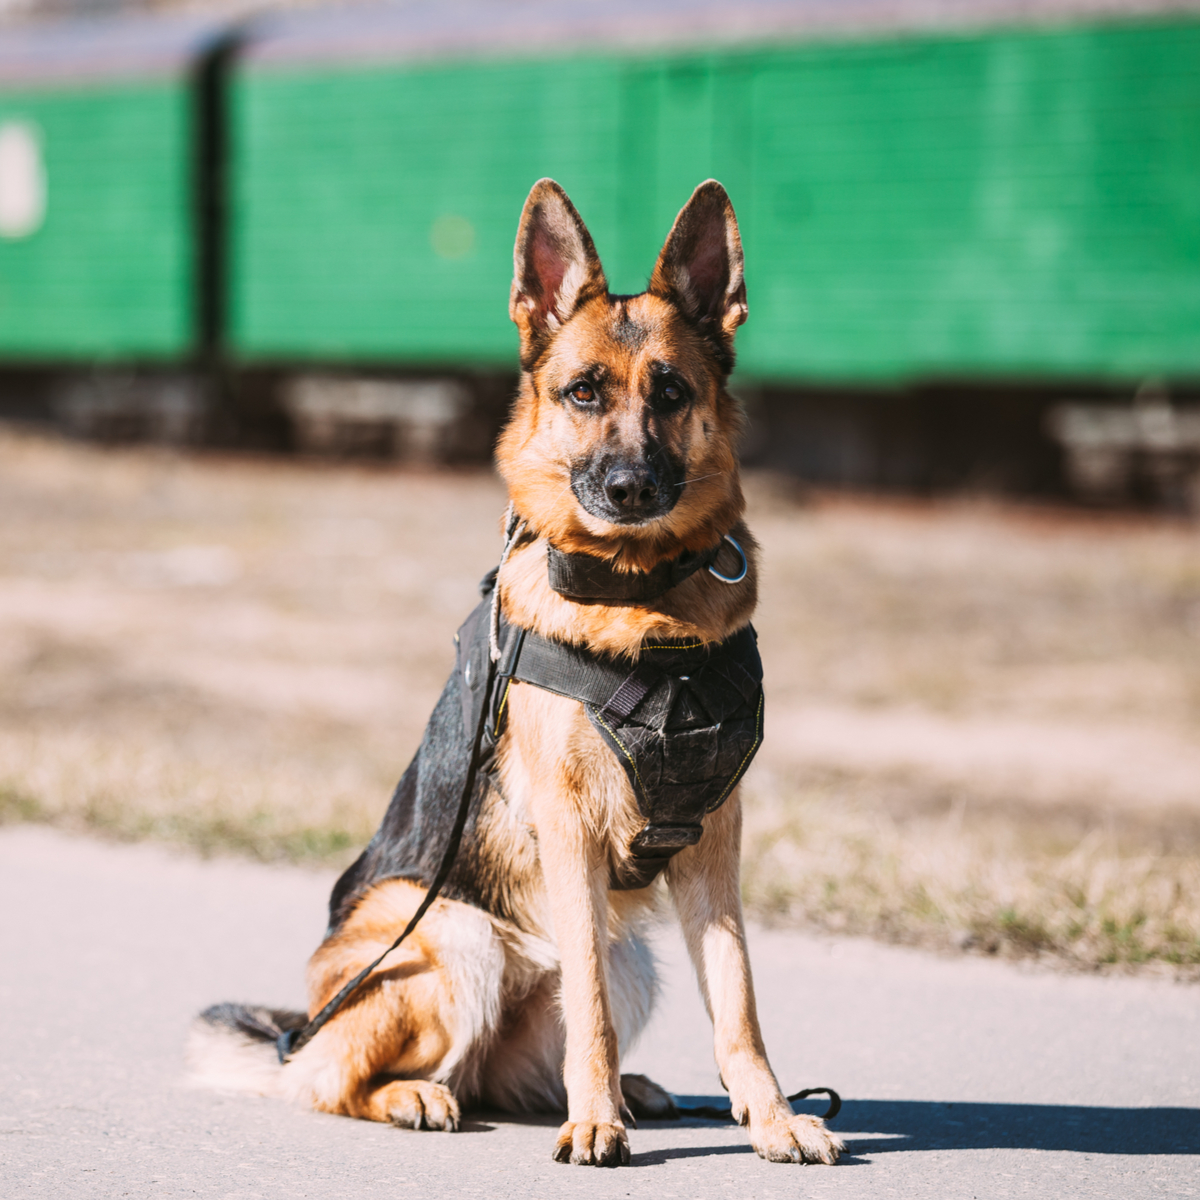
[282,879,504,1130]
[619,1073,678,1120]
[607,927,678,1120]
[667,794,844,1165]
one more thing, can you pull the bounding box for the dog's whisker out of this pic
[676,472,724,487]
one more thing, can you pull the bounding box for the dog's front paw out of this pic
[378,1080,460,1131]
[552,1121,630,1166]
[750,1112,844,1164]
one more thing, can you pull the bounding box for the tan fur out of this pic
[189,179,842,1167]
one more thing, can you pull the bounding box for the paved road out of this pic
[1,826,1196,1199]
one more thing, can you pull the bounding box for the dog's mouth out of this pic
[569,452,682,527]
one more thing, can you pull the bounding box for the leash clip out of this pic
[276,1027,301,1064]
[708,534,748,585]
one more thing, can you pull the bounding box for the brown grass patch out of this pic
[2,426,1198,973]
[741,768,1200,975]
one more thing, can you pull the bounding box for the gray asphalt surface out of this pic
[1,825,1196,1199]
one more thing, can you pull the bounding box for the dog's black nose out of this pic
[605,464,659,510]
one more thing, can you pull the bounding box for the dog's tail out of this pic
[185,1003,307,1096]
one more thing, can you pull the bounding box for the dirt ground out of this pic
[1,425,1197,971]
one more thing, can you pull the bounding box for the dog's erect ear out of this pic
[649,180,747,363]
[510,179,607,360]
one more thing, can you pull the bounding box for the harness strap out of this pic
[502,627,656,711]
[598,661,660,723]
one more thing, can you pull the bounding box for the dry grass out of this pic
[741,768,1200,973]
[1,425,1198,974]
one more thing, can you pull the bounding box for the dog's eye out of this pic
[657,379,687,408]
[568,382,596,404]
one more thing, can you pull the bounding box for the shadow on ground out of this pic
[653,1097,1200,1159]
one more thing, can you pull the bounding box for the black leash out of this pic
[276,648,498,1064]
[675,1087,841,1123]
[278,508,527,1065]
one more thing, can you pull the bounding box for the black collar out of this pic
[546,540,725,604]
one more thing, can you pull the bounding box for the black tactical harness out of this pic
[457,579,764,889]
[277,528,769,1061]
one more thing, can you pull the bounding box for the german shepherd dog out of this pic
[189,179,843,1169]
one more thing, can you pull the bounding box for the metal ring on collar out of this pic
[708,535,748,584]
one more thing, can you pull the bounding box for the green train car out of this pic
[0,15,227,361]
[231,0,1200,385]
[1,1,1198,490]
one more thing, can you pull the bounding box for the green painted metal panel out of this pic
[614,56,754,290]
[0,82,195,360]
[740,23,1200,381]
[230,52,753,360]
[230,58,627,362]
[231,20,1200,382]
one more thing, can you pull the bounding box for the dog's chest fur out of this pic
[495,681,654,905]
